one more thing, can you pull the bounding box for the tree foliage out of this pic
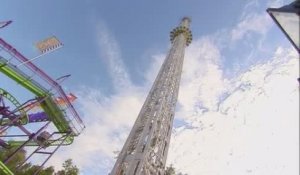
[165,165,188,175]
[56,159,79,175]
[165,166,176,175]
[0,146,79,175]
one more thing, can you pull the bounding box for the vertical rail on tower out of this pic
[110,17,192,175]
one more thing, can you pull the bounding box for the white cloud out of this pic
[47,86,145,174]
[267,0,284,7]
[96,22,132,91]
[46,20,165,172]
[46,21,145,173]
[231,13,272,41]
[46,5,298,175]
[48,35,298,175]
[230,0,291,43]
[178,37,229,115]
[144,53,165,86]
[230,0,281,42]
[168,47,299,175]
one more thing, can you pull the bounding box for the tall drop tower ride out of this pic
[111,17,192,175]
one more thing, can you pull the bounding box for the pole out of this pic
[16,45,62,67]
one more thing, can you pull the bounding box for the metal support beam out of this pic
[110,17,192,175]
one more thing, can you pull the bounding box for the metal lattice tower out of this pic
[110,17,192,175]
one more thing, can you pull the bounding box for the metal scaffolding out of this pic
[110,17,192,175]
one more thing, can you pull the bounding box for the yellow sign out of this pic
[36,36,62,53]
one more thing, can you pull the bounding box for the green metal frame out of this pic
[0,88,27,125]
[0,58,75,175]
[0,58,73,136]
[0,161,14,175]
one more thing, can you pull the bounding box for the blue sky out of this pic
[1,0,291,90]
[1,0,299,174]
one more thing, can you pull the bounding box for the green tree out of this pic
[16,165,54,175]
[165,165,176,175]
[0,145,78,175]
[56,159,79,175]
[165,165,187,175]
[0,146,26,173]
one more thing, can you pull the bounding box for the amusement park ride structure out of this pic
[110,17,192,175]
[0,35,85,174]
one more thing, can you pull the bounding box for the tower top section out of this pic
[170,16,193,46]
[180,17,191,28]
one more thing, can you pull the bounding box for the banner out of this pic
[35,36,63,53]
[25,93,77,111]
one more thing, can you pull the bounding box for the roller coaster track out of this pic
[0,38,85,174]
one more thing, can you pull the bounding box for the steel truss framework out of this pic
[110,17,192,175]
[0,38,85,175]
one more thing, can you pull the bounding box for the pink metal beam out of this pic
[0,38,85,134]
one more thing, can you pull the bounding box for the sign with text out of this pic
[36,36,63,53]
